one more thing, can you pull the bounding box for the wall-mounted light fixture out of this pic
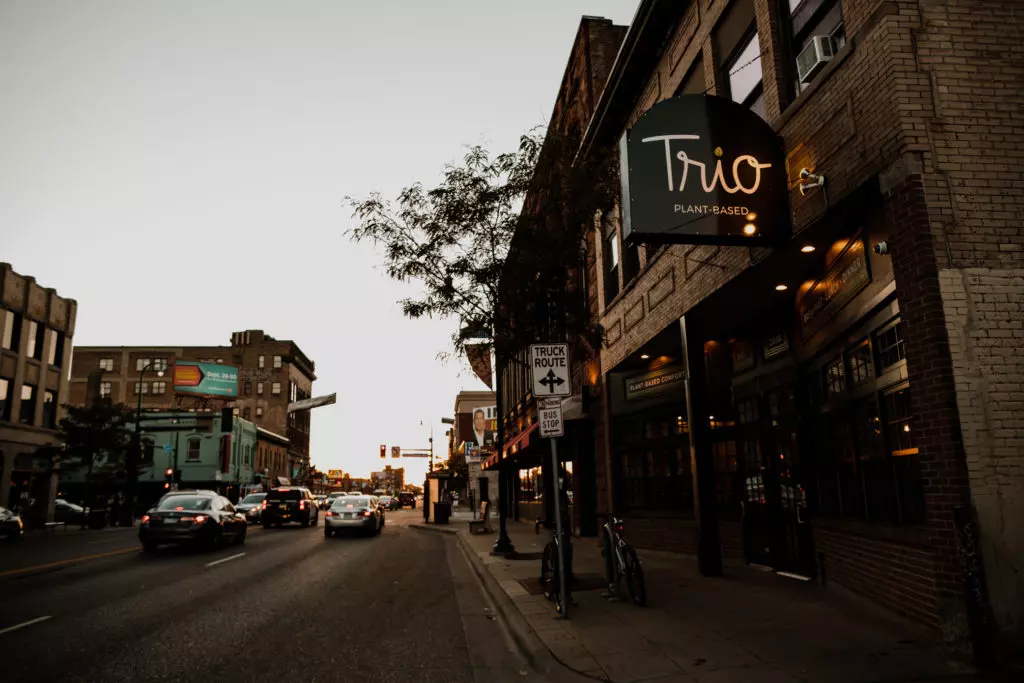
[799,168,826,196]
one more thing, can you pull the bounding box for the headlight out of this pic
[18,518,24,529]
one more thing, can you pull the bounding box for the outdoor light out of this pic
[904,424,911,432]
[743,223,758,236]
[747,212,757,221]
[775,284,788,291]
[640,353,650,359]
[801,245,816,253]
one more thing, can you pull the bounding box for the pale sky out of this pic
[0,0,638,481]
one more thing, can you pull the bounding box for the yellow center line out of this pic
[0,547,139,579]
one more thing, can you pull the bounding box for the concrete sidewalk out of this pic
[415,517,991,683]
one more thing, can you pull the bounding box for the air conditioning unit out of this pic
[796,36,836,84]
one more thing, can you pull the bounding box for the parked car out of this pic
[397,492,416,509]
[54,499,88,526]
[324,496,384,538]
[138,490,247,553]
[261,487,320,528]
[314,495,329,510]
[236,493,266,524]
[0,506,24,539]
[378,495,399,511]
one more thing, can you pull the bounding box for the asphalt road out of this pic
[0,509,533,683]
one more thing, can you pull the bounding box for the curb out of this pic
[411,524,603,683]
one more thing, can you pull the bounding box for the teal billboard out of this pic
[172,360,240,398]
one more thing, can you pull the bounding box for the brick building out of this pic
[0,263,77,521]
[69,329,317,485]
[519,0,1021,662]
[495,16,627,538]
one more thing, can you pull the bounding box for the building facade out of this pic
[0,263,77,521]
[69,329,316,485]
[452,390,501,513]
[495,16,627,537]
[526,0,1022,661]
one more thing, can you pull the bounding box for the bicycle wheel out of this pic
[622,544,647,607]
[541,541,559,603]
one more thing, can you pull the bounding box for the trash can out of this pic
[433,502,452,525]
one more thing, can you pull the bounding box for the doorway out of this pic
[734,385,815,577]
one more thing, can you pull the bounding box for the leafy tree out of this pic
[347,128,617,549]
[56,402,137,481]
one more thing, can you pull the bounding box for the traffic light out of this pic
[380,444,386,459]
[164,468,173,489]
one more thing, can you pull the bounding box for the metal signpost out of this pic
[531,344,571,619]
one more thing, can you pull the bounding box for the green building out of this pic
[60,411,258,509]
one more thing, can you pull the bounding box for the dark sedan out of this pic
[236,493,266,524]
[139,491,247,553]
[0,506,24,539]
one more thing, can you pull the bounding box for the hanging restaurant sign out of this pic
[619,95,790,246]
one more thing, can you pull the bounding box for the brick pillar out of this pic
[881,154,982,651]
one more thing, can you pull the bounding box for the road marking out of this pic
[0,616,52,636]
[206,552,246,567]
[0,547,139,579]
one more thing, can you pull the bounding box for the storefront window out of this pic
[518,466,542,502]
[875,319,906,370]
[614,412,692,514]
[824,356,845,397]
[848,341,873,386]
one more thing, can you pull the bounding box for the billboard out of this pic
[620,95,789,246]
[465,405,496,462]
[172,361,239,398]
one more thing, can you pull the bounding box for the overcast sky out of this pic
[0,0,638,481]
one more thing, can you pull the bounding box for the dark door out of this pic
[735,394,773,566]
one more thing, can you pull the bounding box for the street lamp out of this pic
[127,360,165,524]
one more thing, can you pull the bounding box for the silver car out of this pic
[323,496,384,538]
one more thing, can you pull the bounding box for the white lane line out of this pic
[205,552,246,568]
[0,616,52,636]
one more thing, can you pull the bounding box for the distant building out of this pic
[451,390,499,511]
[0,263,77,521]
[69,329,316,487]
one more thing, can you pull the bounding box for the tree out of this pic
[347,128,617,550]
[56,402,137,483]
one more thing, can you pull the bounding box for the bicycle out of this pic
[540,525,573,615]
[601,517,647,606]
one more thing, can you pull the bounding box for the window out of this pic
[244,381,252,396]
[885,385,924,524]
[216,358,223,364]
[99,357,114,371]
[244,445,251,466]
[256,407,264,418]
[788,0,846,95]
[258,355,265,369]
[875,319,906,370]
[136,357,151,372]
[257,382,264,395]
[100,382,112,398]
[20,384,36,423]
[152,358,168,372]
[675,57,706,97]
[187,438,202,462]
[602,211,620,306]
[134,382,149,395]
[152,381,166,395]
[233,407,240,416]
[47,330,64,366]
[273,355,282,369]
[848,342,873,386]
[243,407,251,420]
[42,390,56,428]
[0,377,11,421]
[272,382,281,395]
[824,356,845,397]
[726,30,764,118]
[614,411,693,513]
[1,310,19,351]
[27,321,44,360]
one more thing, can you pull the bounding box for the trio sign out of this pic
[619,95,790,246]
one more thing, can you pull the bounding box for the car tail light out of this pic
[361,510,373,517]
[193,515,208,524]
[141,514,150,523]
[299,500,306,510]
[325,511,335,517]
[261,501,267,510]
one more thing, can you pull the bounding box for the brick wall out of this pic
[815,526,941,628]
[939,268,1024,653]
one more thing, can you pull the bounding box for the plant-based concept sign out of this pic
[172,361,240,398]
[619,95,790,246]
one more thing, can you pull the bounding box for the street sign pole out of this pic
[550,435,568,619]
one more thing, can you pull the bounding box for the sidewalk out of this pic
[415,517,990,683]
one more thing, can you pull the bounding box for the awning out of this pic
[483,422,539,470]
